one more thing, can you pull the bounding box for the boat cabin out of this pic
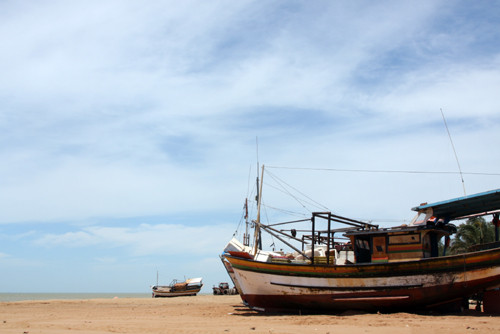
[344,223,455,263]
[343,189,500,264]
[300,212,454,265]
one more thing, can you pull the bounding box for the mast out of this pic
[253,164,265,256]
[243,198,249,246]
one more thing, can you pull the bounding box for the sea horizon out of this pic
[0,292,212,302]
[0,292,151,302]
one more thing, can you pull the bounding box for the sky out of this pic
[1,1,500,293]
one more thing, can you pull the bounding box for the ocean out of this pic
[0,293,152,302]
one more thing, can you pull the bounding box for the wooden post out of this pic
[311,214,315,265]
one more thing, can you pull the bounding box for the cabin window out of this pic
[354,237,371,263]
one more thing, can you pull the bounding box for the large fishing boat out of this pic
[223,167,500,312]
[151,277,203,298]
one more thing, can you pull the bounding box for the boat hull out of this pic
[152,288,201,298]
[225,247,500,312]
[221,257,243,294]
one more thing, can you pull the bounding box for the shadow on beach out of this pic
[229,303,497,318]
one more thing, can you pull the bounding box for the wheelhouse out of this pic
[344,223,456,263]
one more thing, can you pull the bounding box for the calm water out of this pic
[0,293,152,302]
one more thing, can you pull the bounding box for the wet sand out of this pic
[1,295,500,333]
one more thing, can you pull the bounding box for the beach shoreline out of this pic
[1,295,500,333]
[0,292,152,302]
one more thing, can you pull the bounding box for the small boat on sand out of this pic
[151,277,203,298]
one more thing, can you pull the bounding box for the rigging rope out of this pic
[441,108,467,195]
[266,166,500,176]
[265,169,331,212]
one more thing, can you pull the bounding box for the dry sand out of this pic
[1,295,500,334]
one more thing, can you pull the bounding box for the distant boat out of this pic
[223,166,500,312]
[212,282,238,295]
[151,277,203,298]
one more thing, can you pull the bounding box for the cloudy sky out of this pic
[1,1,500,293]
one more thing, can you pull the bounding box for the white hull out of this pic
[152,290,201,297]
[233,265,500,296]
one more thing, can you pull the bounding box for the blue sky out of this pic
[1,1,500,293]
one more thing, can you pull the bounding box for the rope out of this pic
[265,169,330,212]
[266,165,500,176]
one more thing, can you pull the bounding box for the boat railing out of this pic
[468,241,500,252]
[255,212,372,265]
[309,212,376,265]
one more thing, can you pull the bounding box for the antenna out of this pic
[256,136,259,175]
[440,108,466,195]
[255,136,260,204]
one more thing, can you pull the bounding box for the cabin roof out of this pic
[344,224,455,237]
[411,188,500,220]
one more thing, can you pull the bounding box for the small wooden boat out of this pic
[151,277,203,298]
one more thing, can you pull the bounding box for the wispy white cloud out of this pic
[1,1,500,292]
[34,222,235,256]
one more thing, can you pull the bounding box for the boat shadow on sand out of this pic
[229,304,496,317]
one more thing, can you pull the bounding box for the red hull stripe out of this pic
[388,245,422,252]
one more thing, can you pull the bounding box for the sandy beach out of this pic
[1,295,500,334]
